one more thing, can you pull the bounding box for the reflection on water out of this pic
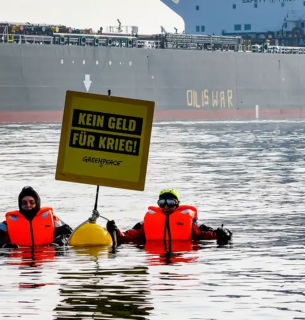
[0,121,305,319]
[144,240,216,266]
[55,248,153,319]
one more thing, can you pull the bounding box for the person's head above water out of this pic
[18,186,41,215]
[157,189,180,215]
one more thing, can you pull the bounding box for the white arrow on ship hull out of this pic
[83,74,92,92]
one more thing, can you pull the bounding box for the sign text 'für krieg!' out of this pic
[69,109,143,156]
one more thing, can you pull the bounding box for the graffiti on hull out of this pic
[186,90,233,109]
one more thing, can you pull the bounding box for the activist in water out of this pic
[0,186,73,248]
[106,189,232,245]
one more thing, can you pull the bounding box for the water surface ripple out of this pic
[0,121,304,320]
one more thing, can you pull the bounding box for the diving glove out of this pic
[106,220,118,234]
[51,235,69,247]
[214,227,232,245]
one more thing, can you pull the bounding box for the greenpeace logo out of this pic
[82,156,122,167]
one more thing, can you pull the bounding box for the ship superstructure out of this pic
[161,0,305,46]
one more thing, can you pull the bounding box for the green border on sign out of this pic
[55,90,155,191]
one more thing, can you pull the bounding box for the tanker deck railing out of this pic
[1,33,305,54]
[251,44,305,54]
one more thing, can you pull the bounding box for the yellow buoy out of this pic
[69,221,112,247]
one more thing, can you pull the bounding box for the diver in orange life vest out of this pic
[106,189,232,246]
[0,186,73,248]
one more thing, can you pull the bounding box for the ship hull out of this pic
[0,43,304,122]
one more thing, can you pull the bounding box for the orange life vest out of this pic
[6,207,55,246]
[144,205,197,241]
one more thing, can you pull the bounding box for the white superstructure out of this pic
[160,0,305,36]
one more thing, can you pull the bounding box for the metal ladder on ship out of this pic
[2,25,21,44]
[2,25,13,43]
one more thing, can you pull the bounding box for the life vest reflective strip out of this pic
[144,205,196,241]
[6,207,55,246]
[0,223,7,232]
